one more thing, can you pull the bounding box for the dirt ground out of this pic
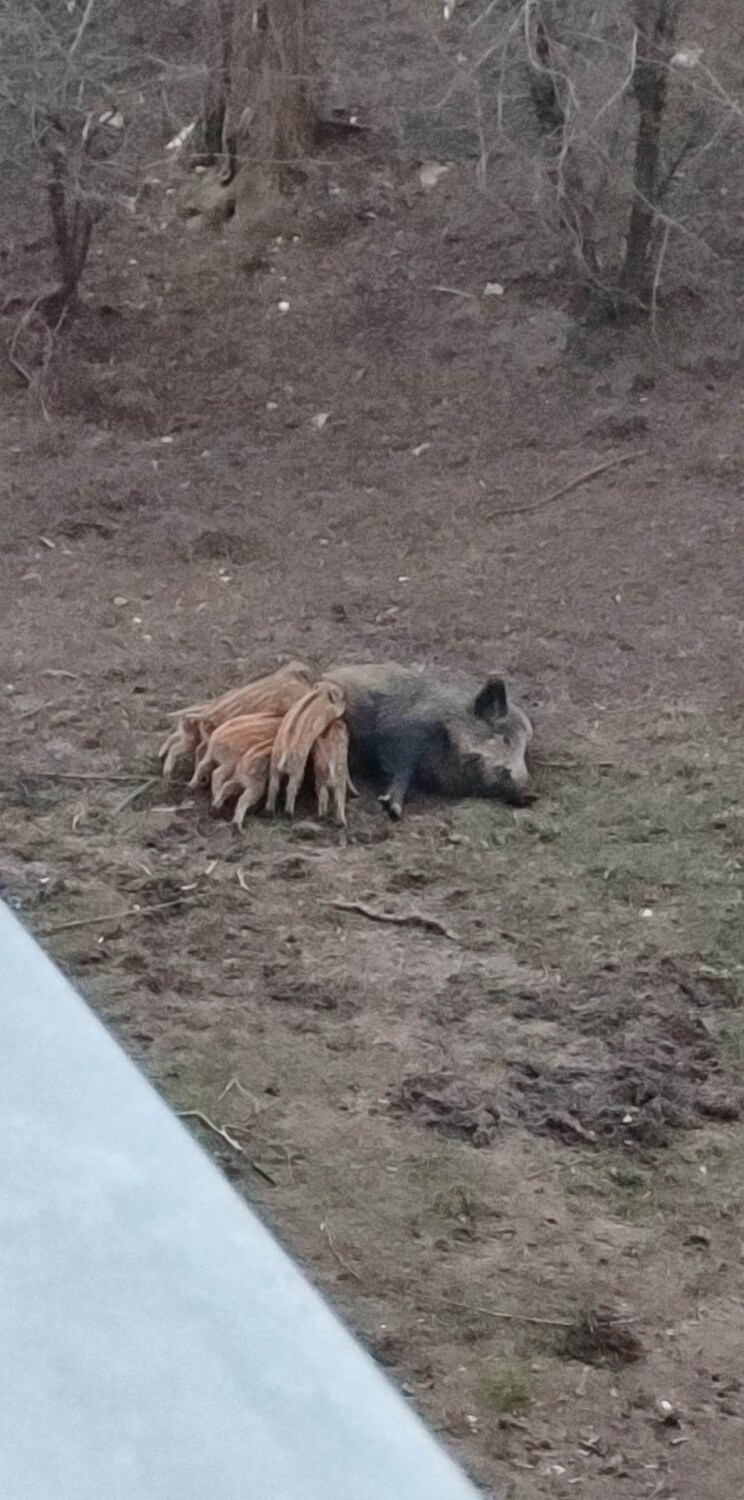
[3,5,744,1496]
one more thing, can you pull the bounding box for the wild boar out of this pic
[324,662,534,819]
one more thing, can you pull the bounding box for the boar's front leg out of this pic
[377,721,427,820]
[379,777,409,821]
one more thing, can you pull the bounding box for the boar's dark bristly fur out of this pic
[325,662,534,819]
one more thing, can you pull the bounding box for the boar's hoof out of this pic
[379,792,403,821]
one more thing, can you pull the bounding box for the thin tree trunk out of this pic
[621,0,680,301]
[202,0,234,162]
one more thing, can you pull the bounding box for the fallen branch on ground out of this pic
[492,450,648,519]
[39,895,196,934]
[178,1110,243,1153]
[439,1300,574,1329]
[537,758,615,770]
[178,1109,277,1185]
[112,778,159,814]
[19,697,72,719]
[327,899,460,943]
[322,1223,362,1282]
[21,771,150,782]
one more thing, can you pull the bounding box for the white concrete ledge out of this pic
[0,901,486,1500]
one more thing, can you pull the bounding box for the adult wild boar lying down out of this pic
[325,662,534,820]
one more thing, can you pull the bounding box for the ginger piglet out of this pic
[231,742,277,829]
[158,661,312,777]
[209,720,279,815]
[266,682,346,817]
[188,712,281,794]
[311,719,357,827]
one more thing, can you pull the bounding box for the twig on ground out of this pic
[492,451,648,519]
[246,1159,279,1187]
[7,340,35,387]
[178,1110,278,1185]
[440,1300,574,1328]
[178,1110,244,1153]
[68,0,97,58]
[432,284,477,299]
[113,778,158,814]
[19,697,71,719]
[537,759,582,769]
[327,899,460,943]
[323,1223,362,1281]
[22,771,149,782]
[40,895,196,934]
[8,302,55,419]
[651,220,672,343]
[218,1076,254,1103]
[537,759,615,770]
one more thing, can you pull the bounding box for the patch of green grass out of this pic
[409,1142,494,1235]
[475,1363,535,1416]
[563,1154,656,1222]
[439,757,743,981]
[430,1182,488,1238]
[608,1163,649,1192]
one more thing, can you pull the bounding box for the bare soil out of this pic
[2,6,744,1495]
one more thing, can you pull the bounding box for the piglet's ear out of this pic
[473,675,508,720]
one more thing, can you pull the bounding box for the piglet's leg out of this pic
[188,742,213,789]
[211,765,238,808]
[234,777,265,829]
[331,782,347,827]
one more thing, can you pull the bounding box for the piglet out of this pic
[158,661,312,778]
[189,712,281,797]
[266,681,345,817]
[311,719,357,826]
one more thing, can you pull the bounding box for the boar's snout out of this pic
[495,767,536,806]
[506,748,530,789]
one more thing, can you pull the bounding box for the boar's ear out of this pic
[473,675,509,721]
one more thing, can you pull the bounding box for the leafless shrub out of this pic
[33,108,111,324]
[434,0,740,317]
[0,0,154,395]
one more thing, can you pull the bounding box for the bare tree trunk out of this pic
[196,0,316,210]
[40,124,100,323]
[621,0,680,302]
[528,12,565,139]
[202,0,235,162]
[242,0,314,185]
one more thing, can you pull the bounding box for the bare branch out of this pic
[68,0,97,60]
